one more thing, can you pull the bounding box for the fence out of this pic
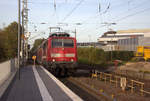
[0,58,18,98]
[115,70,150,80]
[91,71,150,96]
[0,59,17,86]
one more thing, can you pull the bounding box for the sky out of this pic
[0,0,150,45]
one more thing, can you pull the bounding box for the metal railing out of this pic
[91,71,150,96]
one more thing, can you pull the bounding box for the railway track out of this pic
[56,66,116,101]
[59,77,101,101]
[57,64,150,101]
[44,64,104,101]
[29,59,150,101]
[40,62,116,101]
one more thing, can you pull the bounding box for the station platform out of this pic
[0,65,83,101]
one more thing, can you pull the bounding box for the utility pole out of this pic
[18,0,21,79]
[21,11,24,65]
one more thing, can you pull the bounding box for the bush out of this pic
[105,51,134,61]
[77,48,134,66]
[77,47,106,65]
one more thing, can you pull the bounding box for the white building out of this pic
[98,29,150,51]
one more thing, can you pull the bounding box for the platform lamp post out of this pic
[18,0,21,80]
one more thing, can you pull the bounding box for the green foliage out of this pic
[0,22,18,62]
[130,57,145,62]
[105,51,134,61]
[0,31,5,61]
[30,38,45,53]
[77,47,106,65]
[139,70,150,74]
[77,48,134,67]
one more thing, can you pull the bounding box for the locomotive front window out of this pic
[52,39,63,48]
[52,39,74,48]
[63,39,74,47]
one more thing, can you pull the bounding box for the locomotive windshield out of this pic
[52,39,74,48]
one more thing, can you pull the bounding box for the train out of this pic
[135,46,150,61]
[36,32,78,76]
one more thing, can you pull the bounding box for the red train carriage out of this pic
[36,32,77,75]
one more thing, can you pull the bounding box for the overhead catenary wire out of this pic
[54,0,56,11]
[116,7,150,22]
[102,2,110,14]
[52,0,60,24]
[77,0,137,26]
[98,6,150,30]
[82,2,150,38]
[28,0,145,24]
[111,0,150,22]
[93,7,150,37]
[61,0,149,35]
[26,0,150,43]
[28,27,49,41]
[29,0,141,27]
[87,0,150,30]
[61,0,85,22]
[98,1,101,13]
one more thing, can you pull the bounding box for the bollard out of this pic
[111,94,114,99]
[92,73,97,78]
[32,55,36,67]
[100,89,104,93]
[100,72,102,80]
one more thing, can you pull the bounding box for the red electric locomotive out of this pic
[36,32,77,76]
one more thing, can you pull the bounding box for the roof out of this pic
[117,29,150,33]
[102,31,117,37]
[104,31,117,34]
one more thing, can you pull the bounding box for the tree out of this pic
[0,22,20,61]
[30,38,45,53]
[4,22,19,59]
[0,30,5,61]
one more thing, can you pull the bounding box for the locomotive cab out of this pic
[45,32,77,75]
[36,31,78,76]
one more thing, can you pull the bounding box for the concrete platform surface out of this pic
[0,65,83,101]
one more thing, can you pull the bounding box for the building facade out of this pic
[77,42,102,48]
[98,29,150,51]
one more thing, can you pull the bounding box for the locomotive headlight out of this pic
[71,59,74,62]
[52,59,55,62]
